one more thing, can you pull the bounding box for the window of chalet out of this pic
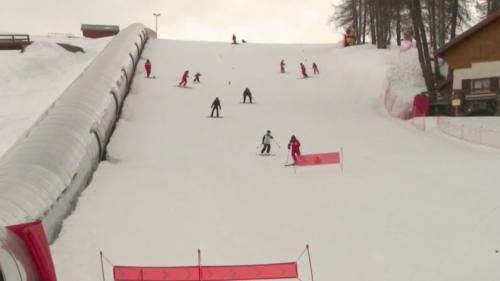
[472,78,490,90]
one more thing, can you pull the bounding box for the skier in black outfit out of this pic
[243,88,253,103]
[210,97,222,117]
[261,130,273,154]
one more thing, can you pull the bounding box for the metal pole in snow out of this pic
[306,244,315,281]
[198,249,202,281]
[100,251,106,281]
[340,147,344,173]
[153,13,161,35]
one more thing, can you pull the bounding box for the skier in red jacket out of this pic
[300,63,308,78]
[312,62,319,74]
[288,135,301,163]
[232,34,237,44]
[178,70,189,87]
[280,59,286,73]
[193,72,202,83]
[145,59,152,78]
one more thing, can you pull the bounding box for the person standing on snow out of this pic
[243,87,253,103]
[280,59,286,73]
[145,59,152,78]
[287,135,301,163]
[300,63,308,78]
[261,130,274,154]
[193,72,202,83]
[210,97,222,118]
[178,70,189,87]
[232,34,238,44]
[312,62,320,74]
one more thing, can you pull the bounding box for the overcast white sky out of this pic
[1,0,343,43]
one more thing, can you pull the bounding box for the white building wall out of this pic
[453,60,500,89]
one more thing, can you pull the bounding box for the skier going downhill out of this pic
[300,63,308,78]
[178,70,189,87]
[243,87,253,103]
[312,62,320,74]
[280,59,286,73]
[145,59,152,78]
[261,130,274,154]
[210,97,222,118]
[193,72,202,83]
[287,135,301,164]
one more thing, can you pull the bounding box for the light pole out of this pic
[153,13,161,36]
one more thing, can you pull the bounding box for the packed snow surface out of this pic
[51,40,500,281]
[0,36,109,156]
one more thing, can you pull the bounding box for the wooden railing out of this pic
[0,34,30,43]
[0,34,31,50]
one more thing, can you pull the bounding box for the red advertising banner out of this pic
[114,262,298,281]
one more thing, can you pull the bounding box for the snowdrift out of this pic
[0,24,149,241]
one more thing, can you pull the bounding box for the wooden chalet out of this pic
[435,10,500,115]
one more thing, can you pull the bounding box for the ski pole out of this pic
[272,139,282,149]
[256,143,263,149]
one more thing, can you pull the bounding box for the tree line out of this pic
[330,0,500,95]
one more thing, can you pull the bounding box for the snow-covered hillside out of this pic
[50,39,500,281]
[0,37,109,156]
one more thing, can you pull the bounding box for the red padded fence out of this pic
[114,262,298,281]
[295,152,341,167]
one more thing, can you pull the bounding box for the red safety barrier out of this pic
[294,150,343,172]
[114,262,298,281]
[295,152,340,166]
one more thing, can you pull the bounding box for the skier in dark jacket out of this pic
[312,62,320,74]
[210,97,222,117]
[243,88,253,103]
[261,130,274,154]
[193,72,202,83]
[280,59,286,73]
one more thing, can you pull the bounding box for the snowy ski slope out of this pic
[51,39,500,281]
